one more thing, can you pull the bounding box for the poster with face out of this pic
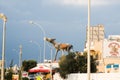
[103,40,120,58]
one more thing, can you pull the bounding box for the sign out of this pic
[103,40,120,58]
[22,71,28,77]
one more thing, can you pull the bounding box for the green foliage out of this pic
[58,52,97,79]
[5,68,13,80]
[90,56,97,73]
[5,60,14,80]
[22,60,37,72]
[76,55,87,73]
[59,52,78,78]
[22,77,29,80]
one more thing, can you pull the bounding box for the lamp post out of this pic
[30,40,41,63]
[13,45,22,80]
[45,40,53,80]
[50,47,53,80]
[29,21,46,63]
[87,0,91,80]
[19,45,22,80]
[0,13,7,80]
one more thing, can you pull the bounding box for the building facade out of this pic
[85,24,104,60]
[103,35,120,73]
[0,60,2,69]
[84,24,120,73]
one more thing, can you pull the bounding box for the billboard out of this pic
[103,40,120,58]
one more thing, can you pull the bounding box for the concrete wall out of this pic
[66,73,120,80]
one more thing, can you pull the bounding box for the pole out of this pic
[0,13,7,80]
[29,21,46,63]
[46,42,53,80]
[19,45,22,80]
[87,0,91,80]
[50,47,53,80]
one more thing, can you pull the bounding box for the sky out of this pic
[0,0,120,67]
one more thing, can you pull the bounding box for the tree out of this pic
[22,60,37,72]
[59,53,78,78]
[5,59,14,80]
[76,53,97,73]
[75,54,87,73]
[5,69,13,80]
[58,52,97,79]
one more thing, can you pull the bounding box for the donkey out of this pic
[44,37,73,61]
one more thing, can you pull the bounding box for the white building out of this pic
[103,35,120,73]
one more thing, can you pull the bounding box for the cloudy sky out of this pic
[0,0,120,66]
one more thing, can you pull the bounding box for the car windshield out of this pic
[29,75,34,77]
[28,74,35,78]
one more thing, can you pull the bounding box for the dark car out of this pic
[28,74,36,80]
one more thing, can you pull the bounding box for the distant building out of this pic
[103,35,120,73]
[84,24,104,60]
[84,24,120,73]
[0,60,2,69]
[84,24,105,72]
[86,24,104,41]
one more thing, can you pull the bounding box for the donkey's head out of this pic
[44,37,56,43]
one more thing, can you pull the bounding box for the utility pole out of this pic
[0,13,7,80]
[87,0,91,80]
[19,45,22,80]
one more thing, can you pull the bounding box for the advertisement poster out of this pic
[103,40,120,58]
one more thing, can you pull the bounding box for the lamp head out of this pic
[29,21,34,24]
[0,13,7,22]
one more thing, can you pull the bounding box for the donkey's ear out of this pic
[44,37,52,41]
[52,38,56,41]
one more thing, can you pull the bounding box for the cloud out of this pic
[42,0,120,6]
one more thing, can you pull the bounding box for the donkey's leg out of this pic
[54,50,59,61]
[67,45,73,53]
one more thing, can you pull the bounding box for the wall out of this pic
[66,73,120,80]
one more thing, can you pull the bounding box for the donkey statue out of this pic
[44,37,73,61]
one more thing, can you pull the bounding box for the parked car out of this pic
[28,74,36,80]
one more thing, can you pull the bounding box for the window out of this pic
[106,64,111,68]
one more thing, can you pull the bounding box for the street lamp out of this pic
[0,13,7,80]
[19,45,22,80]
[87,0,91,80]
[13,45,22,80]
[45,40,53,80]
[29,21,46,63]
[30,40,41,63]
[50,47,53,80]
